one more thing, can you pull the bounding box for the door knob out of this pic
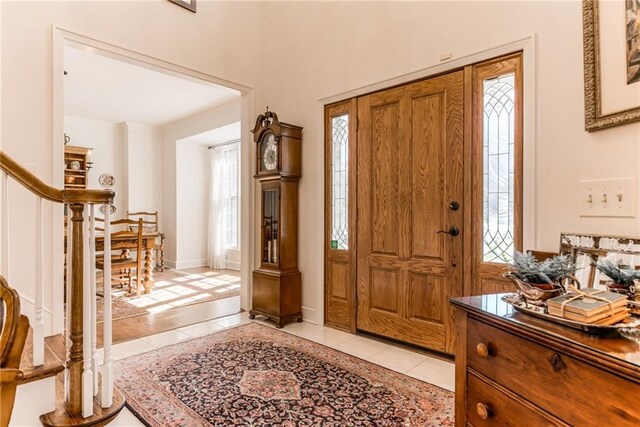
[448,201,460,211]
[438,226,460,237]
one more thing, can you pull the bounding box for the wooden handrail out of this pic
[0,152,114,204]
[1,150,122,421]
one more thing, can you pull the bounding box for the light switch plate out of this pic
[579,177,636,217]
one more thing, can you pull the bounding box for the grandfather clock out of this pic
[250,109,303,328]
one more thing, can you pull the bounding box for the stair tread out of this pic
[40,371,125,427]
[18,330,65,384]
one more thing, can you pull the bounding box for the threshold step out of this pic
[18,331,65,385]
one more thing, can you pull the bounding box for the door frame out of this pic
[51,27,256,334]
[317,35,538,327]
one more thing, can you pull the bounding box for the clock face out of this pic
[262,133,278,171]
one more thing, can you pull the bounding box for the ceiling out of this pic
[182,121,242,146]
[63,45,240,126]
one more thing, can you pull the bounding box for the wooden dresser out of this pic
[451,294,640,426]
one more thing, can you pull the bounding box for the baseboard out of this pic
[165,259,177,269]
[225,261,241,271]
[172,259,207,270]
[301,306,317,324]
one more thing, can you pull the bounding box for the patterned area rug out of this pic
[96,269,240,323]
[114,323,454,426]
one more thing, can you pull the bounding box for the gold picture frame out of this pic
[169,0,196,13]
[583,0,640,131]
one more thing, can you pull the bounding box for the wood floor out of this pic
[98,267,241,345]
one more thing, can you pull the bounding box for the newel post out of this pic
[67,203,85,415]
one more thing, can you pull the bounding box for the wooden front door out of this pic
[356,70,464,354]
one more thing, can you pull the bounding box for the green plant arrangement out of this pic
[507,251,577,285]
[596,259,640,290]
[504,251,578,305]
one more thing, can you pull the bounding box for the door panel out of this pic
[357,70,464,353]
[371,104,400,256]
[412,94,445,259]
[370,268,399,313]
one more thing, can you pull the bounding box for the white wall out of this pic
[64,115,126,213]
[175,141,209,269]
[3,0,640,331]
[124,122,163,219]
[162,99,241,266]
[1,1,260,332]
[256,1,640,323]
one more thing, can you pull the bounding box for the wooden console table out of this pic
[94,233,157,294]
[451,294,640,426]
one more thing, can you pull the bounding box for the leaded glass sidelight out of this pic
[482,74,516,263]
[331,114,349,250]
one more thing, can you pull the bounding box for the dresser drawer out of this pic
[467,371,563,426]
[467,317,640,426]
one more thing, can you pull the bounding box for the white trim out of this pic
[301,306,318,325]
[315,35,538,327]
[173,258,208,270]
[51,27,64,334]
[225,248,241,271]
[225,261,241,271]
[240,91,255,312]
[52,26,255,330]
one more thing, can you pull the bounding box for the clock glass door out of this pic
[262,186,280,266]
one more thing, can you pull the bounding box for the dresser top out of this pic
[451,294,640,375]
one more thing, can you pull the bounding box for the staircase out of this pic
[1,151,124,426]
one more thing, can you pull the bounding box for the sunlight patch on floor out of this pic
[108,268,241,316]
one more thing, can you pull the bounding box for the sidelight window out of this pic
[482,74,517,263]
[331,114,349,250]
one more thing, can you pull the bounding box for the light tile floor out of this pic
[110,313,455,426]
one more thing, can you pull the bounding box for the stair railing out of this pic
[0,151,116,418]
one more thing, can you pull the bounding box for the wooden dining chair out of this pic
[1,275,30,427]
[95,218,144,297]
[126,210,165,272]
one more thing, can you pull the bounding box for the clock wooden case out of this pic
[250,110,303,328]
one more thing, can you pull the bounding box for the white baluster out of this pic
[33,196,45,367]
[82,204,94,417]
[89,204,98,396]
[101,204,113,407]
[1,172,9,279]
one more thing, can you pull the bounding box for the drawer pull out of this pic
[476,342,489,358]
[548,353,566,372]
[476,402,491,420]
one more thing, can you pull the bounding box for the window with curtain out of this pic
[223,144,239,249]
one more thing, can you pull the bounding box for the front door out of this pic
[356,70,464,353]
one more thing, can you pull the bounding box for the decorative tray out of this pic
[501,294,640,335]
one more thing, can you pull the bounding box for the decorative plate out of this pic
[68,160,81,171]
[99,204,117,215]
[501,294,640,335]
[99,173,115,188]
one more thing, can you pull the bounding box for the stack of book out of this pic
[547,289,630,325]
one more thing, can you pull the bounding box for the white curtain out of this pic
[207,146,227,269]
